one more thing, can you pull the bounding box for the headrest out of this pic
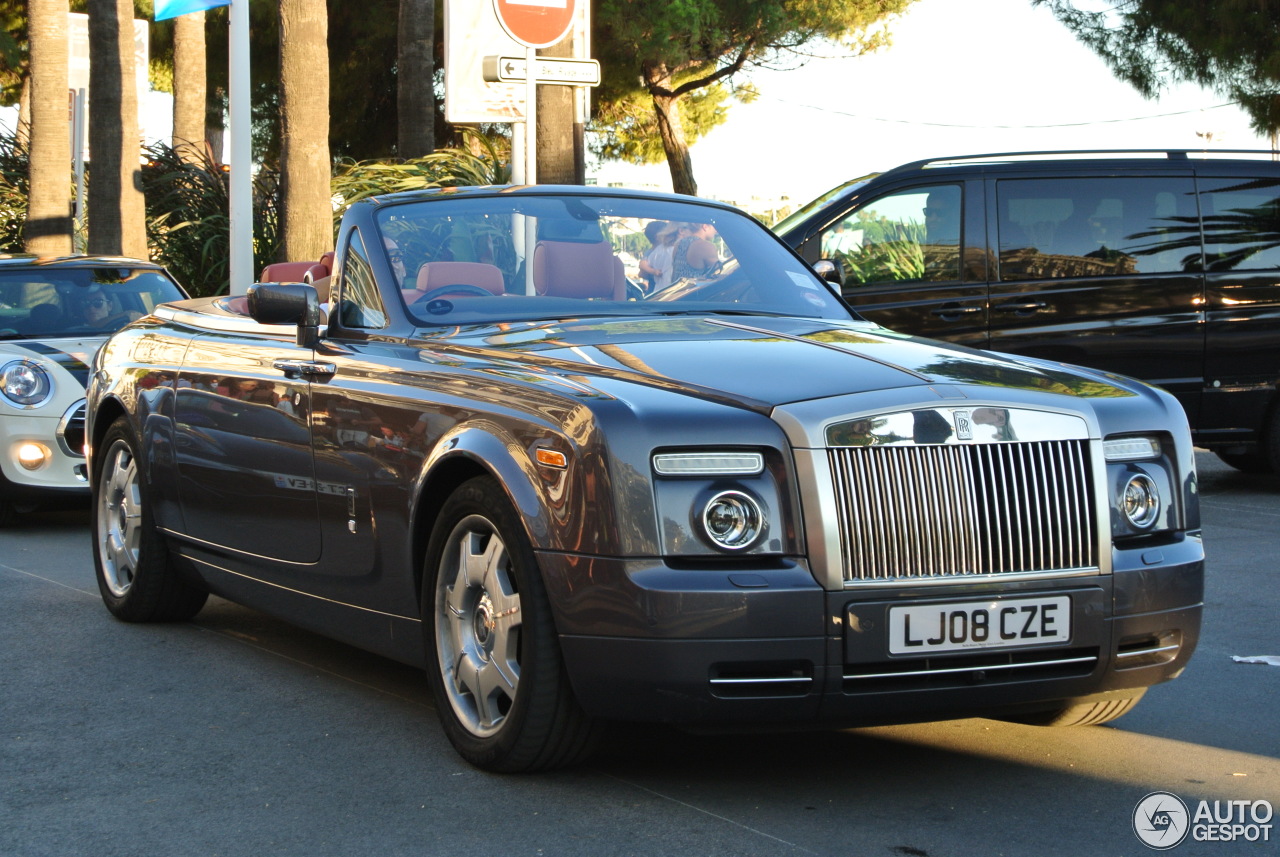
[532,241,622,299]
[414,261,505,295]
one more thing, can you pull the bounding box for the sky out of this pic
[588,0,1270,204]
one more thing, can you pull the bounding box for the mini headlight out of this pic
[700,490,764,551]
[1121,473,1161,529]
[2,360,54,407]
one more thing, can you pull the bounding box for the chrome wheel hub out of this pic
[435,516,522,738]
[96,440,142,597]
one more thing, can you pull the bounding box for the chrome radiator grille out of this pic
[828,440,1098,583]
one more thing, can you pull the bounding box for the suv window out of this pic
[821,184,962,286]
[1199,177,1280,271]
[996,177,1200,280]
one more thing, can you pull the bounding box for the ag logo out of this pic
[1133,791,1190,849]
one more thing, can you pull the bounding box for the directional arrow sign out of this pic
[482,55,601,86]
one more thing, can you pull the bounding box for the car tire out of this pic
[0,500,18,528]
[92,416,207,622]
[1215,400,1280,474]
[1001,689,1146,727]
[422,476,598,772]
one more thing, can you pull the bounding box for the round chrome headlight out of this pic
[700,490,763,551]
[1,360,54,407]
[1121,473,1160,529]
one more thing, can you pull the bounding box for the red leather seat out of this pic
[411,261,506,298]
[258,261,315,283]
[532,241,625,300]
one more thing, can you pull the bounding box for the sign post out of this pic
[491,0,576,185]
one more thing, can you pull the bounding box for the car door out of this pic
[174,328,322,563]
[1198,172,1280,444]
[986,173,1205,425]
[795,180,990,346]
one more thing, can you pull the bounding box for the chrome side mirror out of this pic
[812,258,844,286]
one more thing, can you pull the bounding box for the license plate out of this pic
[887,595,1071,655]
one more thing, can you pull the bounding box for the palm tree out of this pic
[172,10,207,164]
[25,0,72,255]
[86,0,147,258]
[397,0,434,158]
[279,0,332,261]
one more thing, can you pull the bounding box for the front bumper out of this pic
[0,401,90,502]
[541,535,1203,725]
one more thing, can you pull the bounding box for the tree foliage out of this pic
[1037,0,1280,139]
[594,0,914,194]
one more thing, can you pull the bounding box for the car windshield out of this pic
[0,266,186,340]
[373,193,853,327]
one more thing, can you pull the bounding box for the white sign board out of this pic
[482,56,600,86]
[443,0,526,123]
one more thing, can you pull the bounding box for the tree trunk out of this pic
[16,74,32,150]
[87,0,148,258]
[643,65,697,196]
[279,0,332,261]
[536,37,581,185]
[397,0,434,159]
[25,0,72,255]
[172,11,207,163]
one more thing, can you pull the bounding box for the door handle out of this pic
[272,359,336,379]
[931,305,983,317]
[994,301,1048,314]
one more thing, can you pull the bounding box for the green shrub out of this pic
[141,143,282,297]
[0,133,27,253]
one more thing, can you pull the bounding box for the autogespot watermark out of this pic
[1133,791,1274,850]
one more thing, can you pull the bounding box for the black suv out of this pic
[775,149,1280,473]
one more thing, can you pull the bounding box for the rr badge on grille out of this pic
[953,409,973,440]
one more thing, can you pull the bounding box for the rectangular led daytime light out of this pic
[652,451,764,476]
[1104,437,1161,461]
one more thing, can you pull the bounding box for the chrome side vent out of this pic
[828,440,1098,583]
[57,399,88,458]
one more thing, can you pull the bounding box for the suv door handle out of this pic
[994,301,1048,313]
[273,359,336,380]
[931,305,983,317]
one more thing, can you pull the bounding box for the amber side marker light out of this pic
[536,448,567,469]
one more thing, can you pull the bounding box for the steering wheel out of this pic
[413,284,496,302]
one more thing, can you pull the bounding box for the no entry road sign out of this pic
[492,0,575,48]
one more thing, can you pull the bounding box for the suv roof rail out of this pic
[879,148,1280,180]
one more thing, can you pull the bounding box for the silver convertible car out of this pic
[86,186,1203,772]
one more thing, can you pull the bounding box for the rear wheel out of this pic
[422,476,597,772]
[1001,690,1146,727]
[92,416,207,622]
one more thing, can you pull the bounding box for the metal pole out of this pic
[524,45,536,185]
[228,0,253,295]
[72,88,86,253]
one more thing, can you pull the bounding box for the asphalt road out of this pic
[2,452,1277,857]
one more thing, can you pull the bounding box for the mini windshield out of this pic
[373,193,852,326]
[0,266,186,340]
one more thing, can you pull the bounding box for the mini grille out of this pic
[828,440,1097,583]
